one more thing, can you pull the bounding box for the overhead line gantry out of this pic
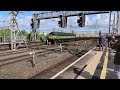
[31,11,110,41]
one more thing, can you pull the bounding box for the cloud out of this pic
[38,13,111,34]
[16,16,31,32]
[0,14,32,32]
[39,18,60,33]
[0,15,9,27]
[67,16,79,26]
[0,11,117,34]
[86,13,110,26]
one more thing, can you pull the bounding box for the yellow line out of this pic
[100,48,109,79]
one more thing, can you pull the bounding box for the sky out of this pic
[0,11,117,34]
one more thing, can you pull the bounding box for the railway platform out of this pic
[77,47,115,79]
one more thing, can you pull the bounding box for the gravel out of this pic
[0,39,97,79]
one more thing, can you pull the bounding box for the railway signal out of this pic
[31,19,40,31]
[77,13,85,27]
[58,15,67,28]
[37,19,40,28]
[31,19,34,29]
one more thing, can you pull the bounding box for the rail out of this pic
[50,46,96,79]
[0,47,60,61]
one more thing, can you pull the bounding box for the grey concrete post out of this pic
[60,44,63,53]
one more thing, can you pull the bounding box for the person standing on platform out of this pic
[110,34,116,47]
[111,37,120,79]
[107,34,112,48]
[99,31,104,51]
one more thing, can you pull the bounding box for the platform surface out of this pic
[77,47,116,79]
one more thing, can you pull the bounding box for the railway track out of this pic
[0,41,44,51]
[0,46,61,66]
[51,47,96,79]
[0,43,91,67]
[30,44,96,79]
[54,45,107,79]
[0,48,31,57]
[0,39,97,56]
[0,39,98,79]
[0,39,97,51]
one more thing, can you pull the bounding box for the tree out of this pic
[15,30,29,41]
[0,28,10,42]
[36,32,47,41]
[21,30,29,37]
[0,29,30,42]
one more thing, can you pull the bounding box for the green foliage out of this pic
[16,30,29,37]
[18,30,29,40]
[36,32,47,41]
[0,28,10,41]
[0,28,47,42]
[0,29,30,41]
[21,30,29,37]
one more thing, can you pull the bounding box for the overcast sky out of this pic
[0,11,117,34]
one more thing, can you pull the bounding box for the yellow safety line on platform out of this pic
[100,48,109,79]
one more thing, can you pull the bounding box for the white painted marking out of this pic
[50,46,96,79]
